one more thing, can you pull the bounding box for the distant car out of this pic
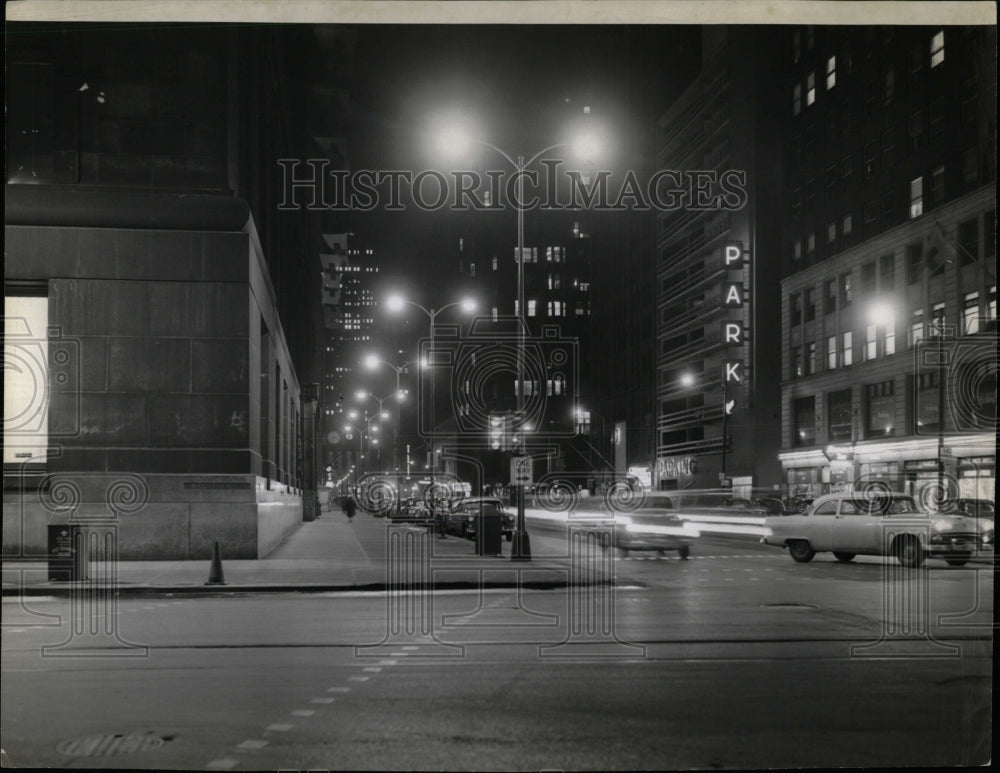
[749,497,790,515]
[604,493,698,559]
[389,498,432,523]
[444,497,515,541]
[762,492,992,567]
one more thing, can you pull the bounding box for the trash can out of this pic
[476,504,503,556]
[47,524,87,581]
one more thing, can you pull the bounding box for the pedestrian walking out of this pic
[344,496,357,519]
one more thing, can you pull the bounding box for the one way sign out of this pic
[510,456,533,486]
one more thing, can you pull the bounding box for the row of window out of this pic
[792,30,945,116]
[792,367,977,448]
[793,212,993,291]
[790,159,982,250]
[513,299,590,318]
[791,288,997,377]
[513,377,567,397]
[513,246,568,264]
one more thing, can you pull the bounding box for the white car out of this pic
[762,492,991,567]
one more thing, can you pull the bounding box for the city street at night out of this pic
[3,511,993,770]
[3,1,997,770]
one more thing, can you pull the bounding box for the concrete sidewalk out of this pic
[1,506,588,596]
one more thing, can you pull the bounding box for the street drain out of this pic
[57,731,168,757]
[762,603,819,610]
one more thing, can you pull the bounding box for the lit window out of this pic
[792,346,804,377]
[807,342,817,375]
[930,30,945,68]
[806,72,816,105]
[807,233,815,253]
[469,262,476,277]
[3,295,50,464]
[885,322,895,355]
[827,335,838,369]
[826,55,836,89]
[492,256,498,271]
[794,240,802,260]
[843,331,853,366]
[988,285,997,321]
[884,68,895,103]
[843,214,853,235]
[827,222,837,243]
[527,299,536,317]
[963,292,980,334]
[866,325,878,361]
[909,177,923,219]
[793,84,801,115]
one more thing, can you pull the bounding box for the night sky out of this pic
[343,24,701,285]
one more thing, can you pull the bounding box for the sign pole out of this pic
[511,455,532,561]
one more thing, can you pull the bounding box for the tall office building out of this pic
[654,27,785,495]
[4,24,352,557]
[778,25,996,501]
[321,235,384,481]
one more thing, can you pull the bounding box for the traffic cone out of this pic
[205,541,227,585]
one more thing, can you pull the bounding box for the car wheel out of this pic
[896,536,925,568]
[833,552,856,563]
[678,545,690,560]
[788,540,815,563]
[945,554,971,566]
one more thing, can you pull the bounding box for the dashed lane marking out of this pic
[206,758,238,770]
[377,659,398,665]
[348,675,370,682]
[363,666,382,672]
[327,687,350,693]
[290,710,314,717]
[310,697,336,704]
[266,724,293,732]
[236,740,268,750]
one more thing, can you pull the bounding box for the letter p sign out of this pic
[725,245,743,266]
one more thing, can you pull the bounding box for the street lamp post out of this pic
[386,296,476,533]
[437,129,601,560]
[364,354,418,508]
[680,371,730,485]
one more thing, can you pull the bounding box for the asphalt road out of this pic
[2,530,993,770]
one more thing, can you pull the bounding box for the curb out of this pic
[2,577,629,598]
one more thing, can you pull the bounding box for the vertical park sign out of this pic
[721,243,750,422]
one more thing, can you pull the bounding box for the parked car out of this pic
[389,498,432,523]
[762,492,992,567]
[603,493,698,559]
[444,497,515,541]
